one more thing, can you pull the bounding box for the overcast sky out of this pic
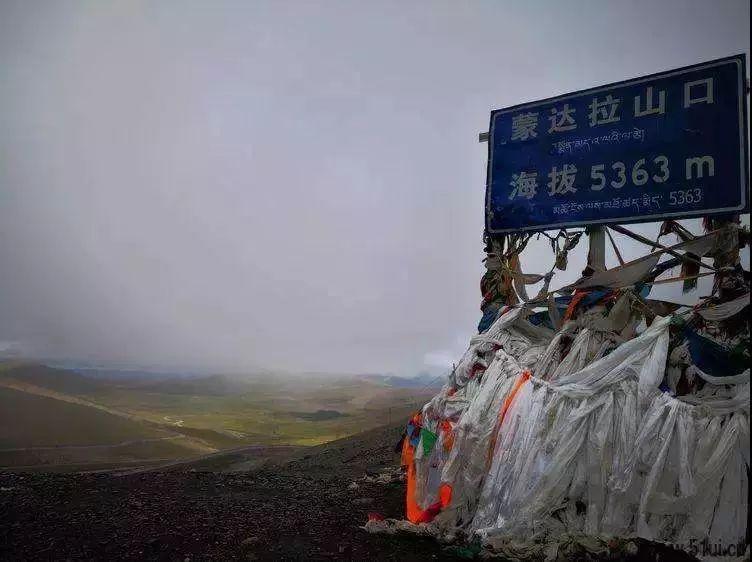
[0,1,749,375]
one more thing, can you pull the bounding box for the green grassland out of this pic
[0,362,436,469]
[86,376,431,446]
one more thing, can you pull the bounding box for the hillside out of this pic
[0,362,109,395]
[0,386,167,448]
[0,386,202,469]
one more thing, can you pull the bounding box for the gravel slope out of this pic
[1,425,460,561]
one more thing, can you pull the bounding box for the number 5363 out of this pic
[589,156,669,191]
[669,189,702,206]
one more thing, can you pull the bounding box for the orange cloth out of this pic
[486,370,531,468]
[563,290,589,321]
[440,420,455,453]
[438,482,453,508]
[500,370,531,423]
[403,416,456,523]
[402,437,423,523]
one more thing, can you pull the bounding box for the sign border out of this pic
[485,54,749,235]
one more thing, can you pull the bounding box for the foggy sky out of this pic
[0,1,749,375]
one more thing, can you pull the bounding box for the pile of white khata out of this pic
[399,229,749,560]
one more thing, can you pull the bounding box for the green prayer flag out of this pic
[420,428,438,455]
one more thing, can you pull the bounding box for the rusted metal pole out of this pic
[707,216,743,302]
[583,225,606,276]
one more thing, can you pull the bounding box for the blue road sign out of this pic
[485,55,749,234]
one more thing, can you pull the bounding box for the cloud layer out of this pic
[0,1,748,374]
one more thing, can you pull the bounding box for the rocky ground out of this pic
[1,425,459,561]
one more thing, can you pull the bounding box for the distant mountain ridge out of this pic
[361,372,445,389]
[71,368,204,381]
[59,364,446,390]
